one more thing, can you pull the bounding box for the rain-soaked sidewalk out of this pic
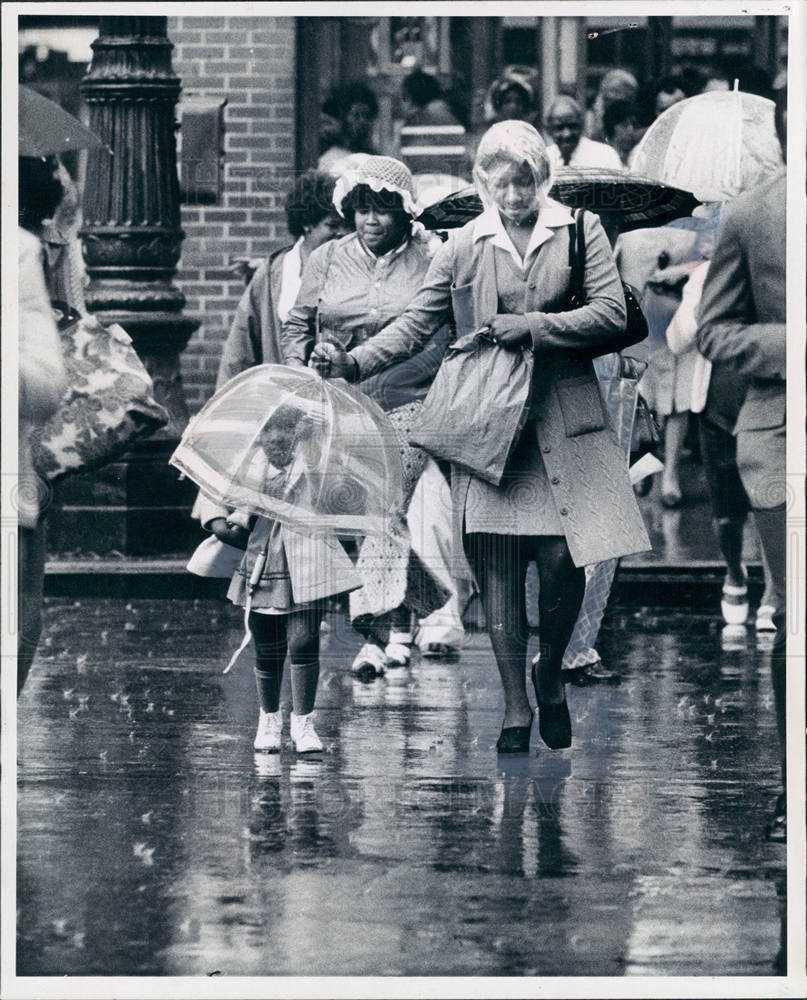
[16,597,786,977]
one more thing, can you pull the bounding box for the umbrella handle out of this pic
[224,539,269,675]
[248,543,269,592]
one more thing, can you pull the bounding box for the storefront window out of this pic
[366,16,448,75]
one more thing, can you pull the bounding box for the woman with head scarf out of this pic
[311,122,650,753]
[281,155,456,677]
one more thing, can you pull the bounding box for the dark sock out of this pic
[287,609,322,716]
[254,667,283,713]
[249,612,286,713]
[290,661,319,716]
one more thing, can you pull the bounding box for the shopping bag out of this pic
[29,312,168,481]
[408,328,533,485]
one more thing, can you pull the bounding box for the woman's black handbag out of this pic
[569,209,649,353]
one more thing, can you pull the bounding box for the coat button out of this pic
[560,506,569,516]
[542,445,551,453]
[551,476,560,485]
[528,281,536,289]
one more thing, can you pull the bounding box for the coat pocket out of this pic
[735,382,786,433]
[555,375,607,437]
[450,282,476,338]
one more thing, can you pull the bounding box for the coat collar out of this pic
[472,198,575,269]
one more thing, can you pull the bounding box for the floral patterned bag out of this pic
[29,310,168,481]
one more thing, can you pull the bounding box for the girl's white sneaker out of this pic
[290,712,323,753]
[254,708,283,752]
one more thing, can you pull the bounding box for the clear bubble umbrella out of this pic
[630,89,783,203]
[170,365,403,538]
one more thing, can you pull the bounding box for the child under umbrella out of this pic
[171,365,402,754]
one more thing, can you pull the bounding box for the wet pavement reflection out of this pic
[17,598,785,976]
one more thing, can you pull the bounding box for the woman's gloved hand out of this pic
[308,341,360,381]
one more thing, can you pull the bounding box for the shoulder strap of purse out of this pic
[568,208,586,304]
[315,238,339,341]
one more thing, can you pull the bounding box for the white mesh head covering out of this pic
[473,120,553,211]
[333,155,418,218]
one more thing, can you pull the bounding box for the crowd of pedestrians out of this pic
[18,55,789,839]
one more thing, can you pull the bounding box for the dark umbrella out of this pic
[417,167,700,233]
[18,86,110,158]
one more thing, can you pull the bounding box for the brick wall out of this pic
[168,15,297,412]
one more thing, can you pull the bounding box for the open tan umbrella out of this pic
[630,89,782,203]
[18,86,110,158]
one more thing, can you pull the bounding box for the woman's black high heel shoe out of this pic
[496,715,533,754]
[531,663,572,750]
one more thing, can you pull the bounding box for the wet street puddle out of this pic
[16,599,786,976]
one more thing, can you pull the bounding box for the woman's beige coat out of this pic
[350,208,651,570]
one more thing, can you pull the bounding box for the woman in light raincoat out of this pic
[312,121,650,753]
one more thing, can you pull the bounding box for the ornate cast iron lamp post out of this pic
[81,15,198,437]
[51,16,200,556]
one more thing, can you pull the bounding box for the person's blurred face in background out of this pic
[546,98,584,164]
[655,86,686,118]
[611,119,636,156]
[343,102,375,150]
[603,100,640,165]
[306,213,348,249]
[498,85,531,122]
